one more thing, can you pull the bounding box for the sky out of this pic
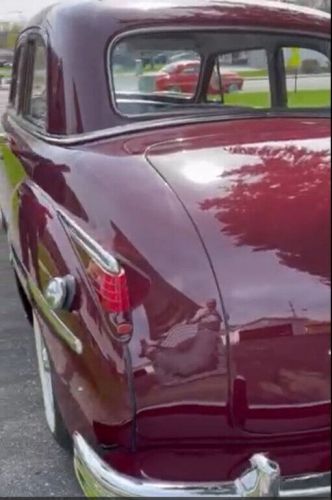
[0,0,327,22]
[0,0,64,21]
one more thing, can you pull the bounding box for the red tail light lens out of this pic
[97,268,130,313]
[87,261,134,339]
[59,212,150,331]
[90,262,150,314]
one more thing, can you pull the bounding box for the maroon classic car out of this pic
[0,0,331,497]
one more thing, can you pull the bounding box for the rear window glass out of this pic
[109,32,330,118]
[207,49,271,108]
[282,47,331,108]
[112,43,201,108]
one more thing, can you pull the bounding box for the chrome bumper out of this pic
[73,433,331,497]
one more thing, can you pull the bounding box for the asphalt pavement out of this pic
[0,91,81,496]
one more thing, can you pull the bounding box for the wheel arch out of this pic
[14,268,33,325]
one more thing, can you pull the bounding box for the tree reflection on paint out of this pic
[201,143,331,284]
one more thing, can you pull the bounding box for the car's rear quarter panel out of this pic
[0,0,330,483]
[1,117,233,452]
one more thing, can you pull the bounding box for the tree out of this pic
[6,24,21,49]
[0,23,22,50]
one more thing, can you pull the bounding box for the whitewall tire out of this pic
[33,312,72,450]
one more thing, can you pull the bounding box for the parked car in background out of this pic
[0,0,330,497]
[154,60,244,94]
[168,50,200,63]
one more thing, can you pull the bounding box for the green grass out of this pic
[287,89,330,108]
[143,63,164,73]
[0,68,11,79]
[116,67,269,77]
[1,143,26,188]
[0,141,26,224]
[210,91,271,107]
[223,91,271,107]
[210,89,330,108]
[238,69,268,78]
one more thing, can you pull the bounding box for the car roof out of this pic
[161,60,200,72]
[173,60,201,66]
[22,0,330,136]
[28,0,330,31]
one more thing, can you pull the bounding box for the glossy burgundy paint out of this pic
[144,117,331,438]
[83,117,330,479]
[3,115,330,480]
[0,0,330,486]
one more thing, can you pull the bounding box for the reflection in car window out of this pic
[25,39,47,128]
[112,43,200,104]
[282,47,331,108]
[110,33,330,117]
[208,50,270,108]
[10,44,24,111]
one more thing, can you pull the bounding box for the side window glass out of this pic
[10,45,24,111]
[25,39,48,128]
[207,49,271,108]
[282,47,330,108]
[112,42,201,102]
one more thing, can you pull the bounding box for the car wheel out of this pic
[227,83,240,93]
[33,312,72,451]
[169,85,182,93]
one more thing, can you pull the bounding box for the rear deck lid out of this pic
[146,116,331,435]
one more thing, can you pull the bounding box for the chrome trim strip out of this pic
[5,107,266,145]
[6,103,330,148]
[28,277,83,355]
[73,432,331,498]
[9,245,82,354]
[280,473,331,497]
[58,210,121,275]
